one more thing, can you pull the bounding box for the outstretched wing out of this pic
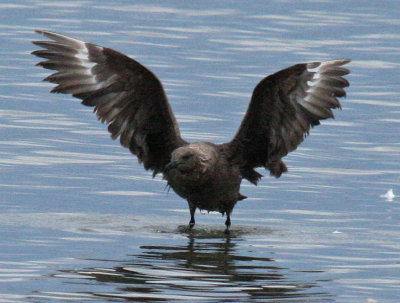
[32,30,187,176]
[223,59,350,184]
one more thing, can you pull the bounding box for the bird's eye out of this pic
[182,154,192,160]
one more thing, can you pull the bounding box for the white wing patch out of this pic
[297,59,350,118]
[33,30,119,94]
[69,40,97,78]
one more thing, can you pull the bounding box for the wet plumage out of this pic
[32,30,350,233]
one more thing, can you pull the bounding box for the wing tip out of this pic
[32,30,45,46]
[330,58,351,65]
[307,58,351,70]
[34,29,53,38]
[32,30,57,47]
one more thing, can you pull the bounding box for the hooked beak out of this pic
[164,160,180,173]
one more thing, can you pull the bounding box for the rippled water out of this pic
[1,0,400,302]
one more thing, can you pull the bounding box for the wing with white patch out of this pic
[224,59,350,184]
[32,30,187,176]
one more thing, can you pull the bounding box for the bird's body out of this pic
[165,143,243,212]
[32,30,351,233]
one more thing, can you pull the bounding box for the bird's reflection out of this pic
[58,232,333,302]
[137,232,277,279]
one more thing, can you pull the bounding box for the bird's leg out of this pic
[188,202,196,230]
[224,214,231,234]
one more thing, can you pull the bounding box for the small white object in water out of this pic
[380,189,396,201]
[332,230,342,234]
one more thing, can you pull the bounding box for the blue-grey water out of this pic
[1,0,400,302]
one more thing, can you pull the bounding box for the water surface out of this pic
[1,0,400,302]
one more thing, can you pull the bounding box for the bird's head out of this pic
[164,143,217,180]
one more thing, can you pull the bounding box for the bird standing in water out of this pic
[32,30,350,234]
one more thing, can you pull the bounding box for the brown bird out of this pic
[32,30,350,234]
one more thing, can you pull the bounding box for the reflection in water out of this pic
[55,233,333,302]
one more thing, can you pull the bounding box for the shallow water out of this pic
[1,0,400,302]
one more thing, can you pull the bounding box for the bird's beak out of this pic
[164,161,179,173]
